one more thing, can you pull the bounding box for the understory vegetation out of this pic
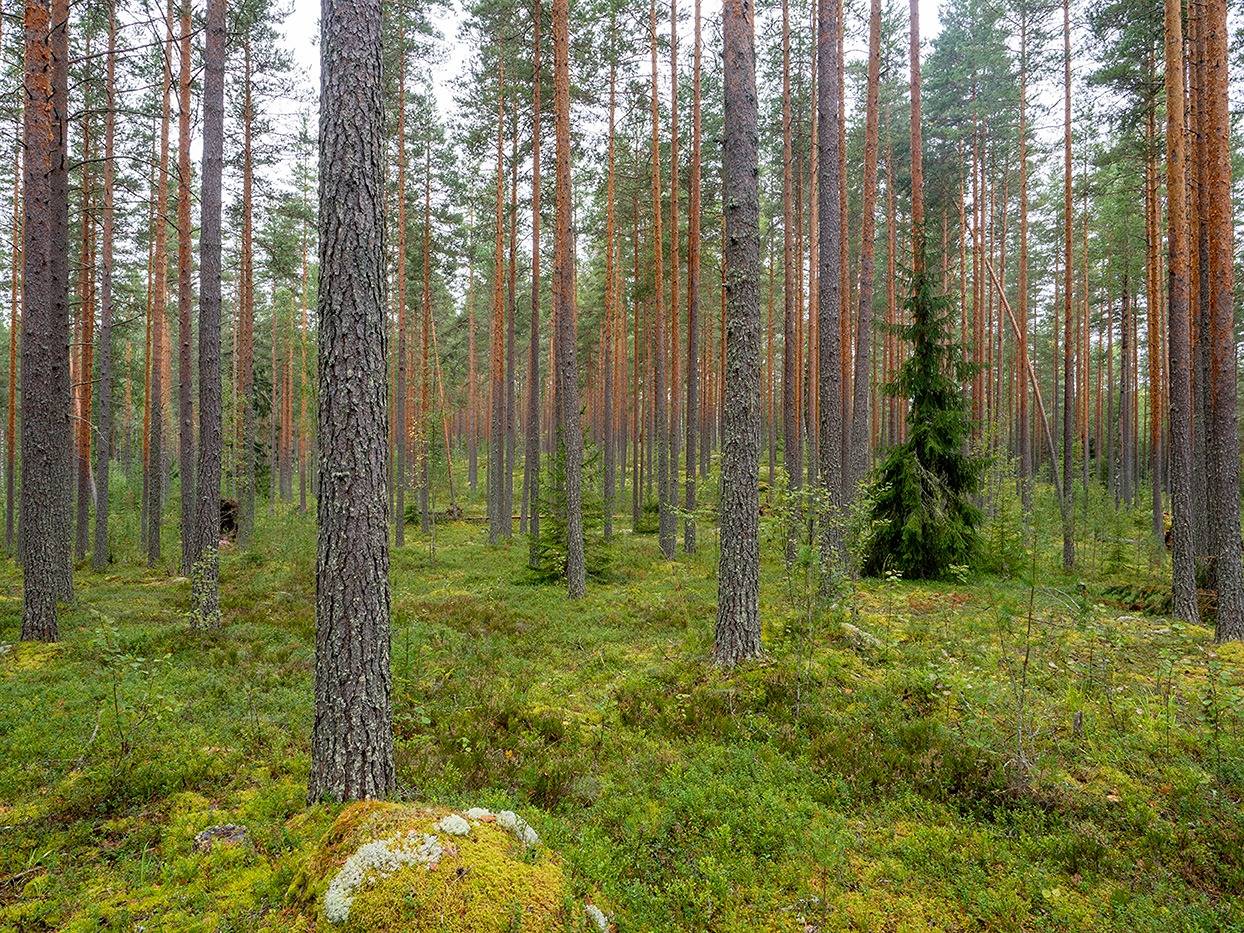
[1,481,1242,931]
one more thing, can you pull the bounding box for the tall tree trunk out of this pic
[237,41,255,545]
[421,141,434,535]
[74,85,93,563]
[684,0,701,553]
[781,0,801,514]
[603,35,617,542]
[394,37,408,546]
[147,3,173,566]
[552,0,585,597]
[7,128,19,555]
[1060,0,1075,568]
[908,0,924,269]
[19,0,65,639]
[817,0,843,557]
[524,0,541,563]
[489,52,507,544]
[50,0,71,598]
[503,124,517,540]
[93,1,116,570]
[176,0,194,574]
[309,0,395,802]
[650,0,673,559]
[467,249,478,492]
[1164,0,1197,622]
[1017,11,1031,509]
[190,0,225,626]
[715,0,761,665]
[1204,0,1244,640]
[668,0,681,520]
[847,0,881,503]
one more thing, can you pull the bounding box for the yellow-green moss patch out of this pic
[300,801,573,932]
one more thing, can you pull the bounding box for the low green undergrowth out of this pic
[0,487,1241,931]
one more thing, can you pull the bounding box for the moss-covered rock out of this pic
[294,801,574,931]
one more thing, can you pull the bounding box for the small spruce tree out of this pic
[861,273,984,579]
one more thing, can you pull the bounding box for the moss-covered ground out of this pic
[1,481,1242,930]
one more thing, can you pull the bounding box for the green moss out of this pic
[302,802,570,931]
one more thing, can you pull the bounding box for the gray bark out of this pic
[714,0,762,666]
[190,0,225,628]
[308,0,395,801]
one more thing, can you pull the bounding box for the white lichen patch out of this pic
[465,807,492,820]
[324,831,444,924]
[437,813,471,836]
[497,809,540,848]
[585,902,611,932]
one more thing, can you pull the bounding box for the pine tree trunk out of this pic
[176,0,195,574]
[684,0,702,554]
[668,0,681,522]
[552,0,585,597]
[1164,0,1198,622]
[421,142,434,535]
[394,39,408,546]
[847,0,881,503]
[781,0,801,511]
[237,41,255,545]
[20,0,64,639]
[93,2,116,571]
[1060,0,1075,569]
[309,0,394,801]
[817,0,843,557]
[74,88,93,564]
[7,130,19,555]
[503,127,517,539]
[49,0,72,599]
[489,54,507,544]
[1203,0,1244,640]
[603,39,617,542]
[715,0,761,665]
[524,0,541,562]
[1017,16,1031,509]
[189,0,225,626]
[147,4,173,566]
[650,0,673,560]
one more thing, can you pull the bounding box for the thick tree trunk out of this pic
[1203,0,1244,641]
[309,0,394,801]
[817,0,842,558]
[189,0,225,627]
[715,0,761,665]
[552,0,585,597]
[20,0,64,639]
[1164,0,1197,622]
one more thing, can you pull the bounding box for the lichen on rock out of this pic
[298,801,573,931]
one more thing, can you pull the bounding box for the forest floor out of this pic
[1,483,1242,931]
